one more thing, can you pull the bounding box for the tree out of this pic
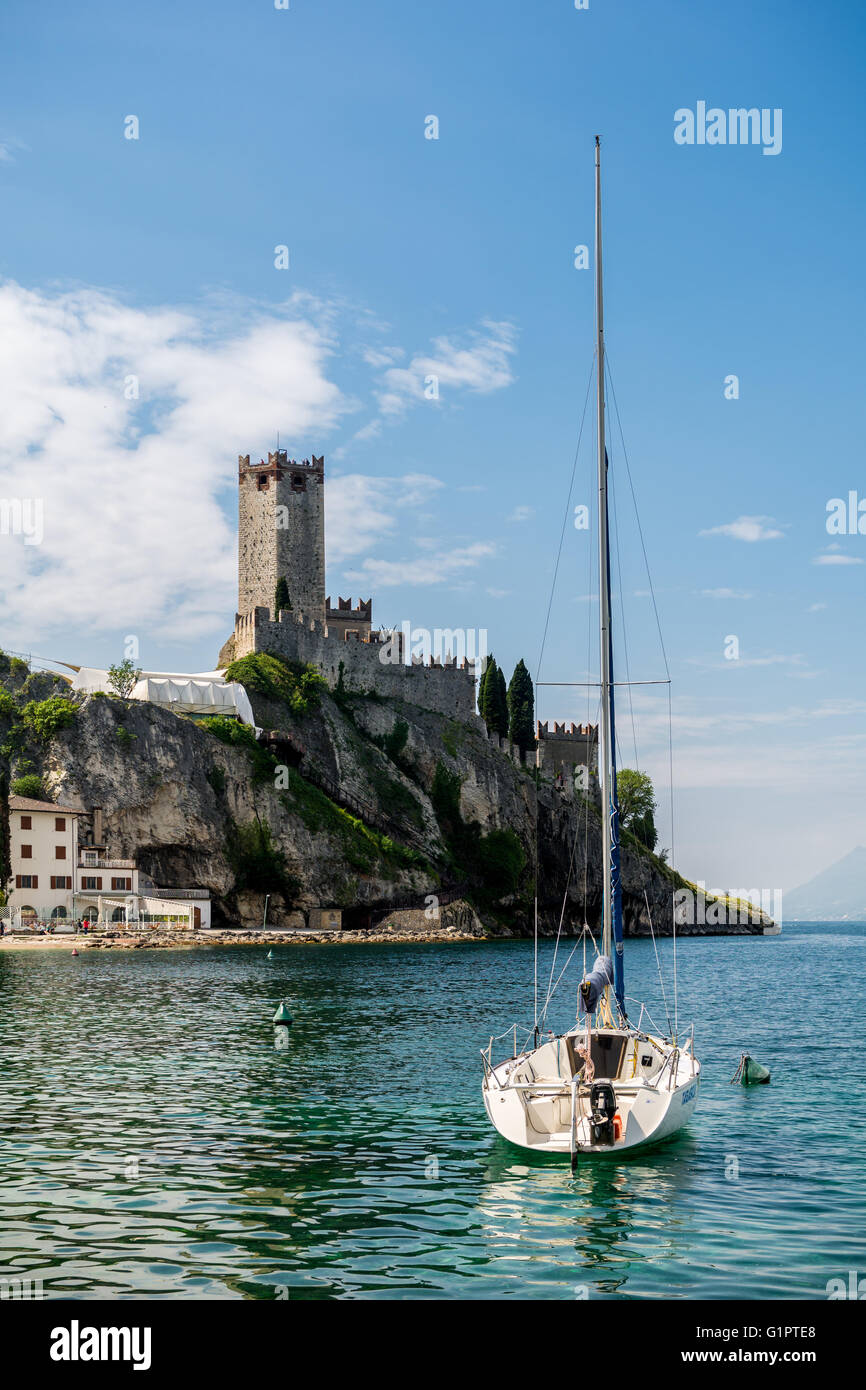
[476,654,491,721]
[507,659,535,754]
[107,659,142,699]
[479,656,510,737]
[479,655,499,732]
[274,576,291,615]
[617,768,658,851]
[494,666,508,737]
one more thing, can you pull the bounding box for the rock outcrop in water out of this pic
[0,657,769,936]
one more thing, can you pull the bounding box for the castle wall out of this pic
[535,721,598,778]
[325,596,373,643]
[235,608,478,722]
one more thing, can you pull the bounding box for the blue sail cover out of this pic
[579,955,614,1015]
[603,449,626,1016]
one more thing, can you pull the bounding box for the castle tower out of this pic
[237,450,326,624]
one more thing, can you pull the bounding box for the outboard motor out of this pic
[589,1081,617,1146]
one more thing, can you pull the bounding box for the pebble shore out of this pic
[0,926,484,950]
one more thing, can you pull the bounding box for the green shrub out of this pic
[384,718,409,762]
[475,828,526,902]
[10,773,46,799]
[227,818,299,899]
[115,726,137,747]
[225,652,326,717]
[21,696,78,741]
[206,765,227,795]
[430,761,462,828]
[429,760,526,906]
[203,716,275,782]
[0,689,17,719]
[281,767,422,875]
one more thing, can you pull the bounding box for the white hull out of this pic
[482,1028,700,1157]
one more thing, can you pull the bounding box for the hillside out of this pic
[784,847,866,922]
[0,651,768,936]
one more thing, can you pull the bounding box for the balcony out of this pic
[149,887,210,900]
[77,859,136,870]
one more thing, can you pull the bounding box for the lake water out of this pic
[0,924,862,1300]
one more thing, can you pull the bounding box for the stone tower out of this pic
[236,450,326,623]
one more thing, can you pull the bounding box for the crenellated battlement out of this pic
[238,450,325,483]
[536,721,597,740]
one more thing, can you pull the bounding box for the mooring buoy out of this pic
[267,950,274,960]
[273,998,293,1050]
[732,1053,770,1085]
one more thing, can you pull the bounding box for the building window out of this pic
[21,845,32,859]
[55,817,66,831]
[56,845,66,860]
[82,876,102,891]
[50,876,72,890]
[291,474,306,492]
[15,875,37,889]
[257,474,269,490]
[20,815,31,829]
[111,877,132,891]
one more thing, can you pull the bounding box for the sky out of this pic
[1,0,865,897]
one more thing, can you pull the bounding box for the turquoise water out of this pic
[0,924,863,1300]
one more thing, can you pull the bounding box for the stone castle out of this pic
[219,451,478,720]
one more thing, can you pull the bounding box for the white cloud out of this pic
[376,320,517,417]
[347,541,496,588]
[700,515,784,542]
[508,504,534,523]
[0,136,26,165]
[700,587,753,599]
[812,545,863,566]
[806,602,827,612]
[0,281,349,646]
[325,473,443,566]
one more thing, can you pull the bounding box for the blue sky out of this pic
[1,0,865,895]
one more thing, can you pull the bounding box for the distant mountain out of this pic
[784,847,866,922]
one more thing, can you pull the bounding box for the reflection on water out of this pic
[0,927,863,1299]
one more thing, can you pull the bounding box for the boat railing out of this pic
[481,1022,538,1083]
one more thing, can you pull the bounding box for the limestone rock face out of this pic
[30,687,749,936]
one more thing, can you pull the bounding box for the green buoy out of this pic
[273,998,293,1051]
[732,1053,770,1085]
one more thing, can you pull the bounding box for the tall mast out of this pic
[594,136,625,1014]
[595,136,612,964]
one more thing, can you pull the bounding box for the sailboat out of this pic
[481,139,701,1162]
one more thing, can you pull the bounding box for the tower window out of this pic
[291,474,306,493]
[257,474,269,490]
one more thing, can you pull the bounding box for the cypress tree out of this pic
[494,666,508,736]
[479,655,498,731]
[507,659,535,754]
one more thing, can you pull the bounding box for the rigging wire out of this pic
[533,358,596,1031]
[605,350,679,1035]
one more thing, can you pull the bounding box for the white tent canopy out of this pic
[71,668,256,727]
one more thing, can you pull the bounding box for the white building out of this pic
[4,795,211,929]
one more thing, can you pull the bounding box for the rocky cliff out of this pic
[0,656,768,935]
